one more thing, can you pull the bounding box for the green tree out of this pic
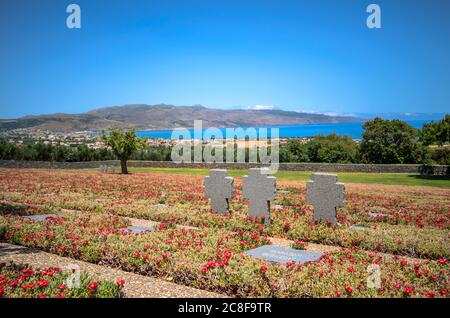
[429,147,450,165]
[306,134,358,163]
[420,114,450,146]
[359,118,421,164]
[51,146,70,162]
[280,139,309,162]
[101,128,143,174]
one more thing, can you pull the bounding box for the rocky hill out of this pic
[0,104,362,132]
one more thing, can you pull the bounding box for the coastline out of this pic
[133,120,429,140]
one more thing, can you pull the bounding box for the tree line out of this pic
[0,116,448,169]
[280,116,449,165]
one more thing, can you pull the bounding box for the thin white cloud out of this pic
[249,105,275,110]
[295,109,322,114]
[295,110,357,117]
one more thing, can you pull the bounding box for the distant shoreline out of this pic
[131,120,366,132]
[131,120,429,140]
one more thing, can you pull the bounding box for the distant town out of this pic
[0,128,104,148]
[0,127,307,149]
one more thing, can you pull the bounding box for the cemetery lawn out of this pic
[0,168,449,298]
[127,167,450,189]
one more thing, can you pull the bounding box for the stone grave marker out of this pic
[23,214,57,222]
[350,225,369,231]
[246,245,323,264]
[368,212,389,218]
[120,225,154,234]
[306,173,345,225]
[243,168,276,225]
[204,169,234,214]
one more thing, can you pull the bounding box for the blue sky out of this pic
[0,0,449,118]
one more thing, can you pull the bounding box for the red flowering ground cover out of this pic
[0,168,449,297]
[0,212,448,297]
[0,262,122,298]
[0,169,448,259]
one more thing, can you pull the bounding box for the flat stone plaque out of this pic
[350,225,369,231]
[120,226,154,234]
[369,212,389,218]
[23,214,57,222]
[152,204,167,209]
[246,245,323,264]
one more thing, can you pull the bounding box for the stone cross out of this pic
[243,168,276,226]
[204,169,234,214]
[306,173,345,225]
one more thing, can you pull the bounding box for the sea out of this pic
[135,120,430,140]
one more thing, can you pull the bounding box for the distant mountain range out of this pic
[0,104,364,132]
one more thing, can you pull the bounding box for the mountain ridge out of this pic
[0,104,364,133]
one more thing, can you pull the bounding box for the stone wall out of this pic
[0,160,448,175]
[0,160,119,170]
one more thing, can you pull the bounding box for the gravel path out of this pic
[0,242,225,298]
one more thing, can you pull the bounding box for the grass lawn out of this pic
[127,167,450,188]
